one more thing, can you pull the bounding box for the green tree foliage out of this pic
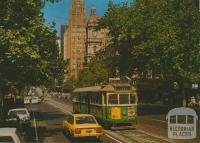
[98,0,200,105]
[78,61,108,86]
[98,1,134,75]
[0,0,65,95]
[63,79,77,93]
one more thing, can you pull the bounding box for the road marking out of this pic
[151,119,167,123]
[105,133,124,143]
[33,111,39,143]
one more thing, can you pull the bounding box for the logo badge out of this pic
[166,107,198,139]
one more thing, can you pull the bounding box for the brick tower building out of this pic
[64,0,87,79]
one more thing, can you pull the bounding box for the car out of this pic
[31,96,42,104]
[0,128,24,143]
[8,108,31,128]
[0,115,21,129]
[63,114,103,139]
[24,97,31,104]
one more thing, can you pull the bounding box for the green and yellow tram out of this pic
[72,78,138,128]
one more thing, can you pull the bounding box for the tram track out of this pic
[105,129,174,143]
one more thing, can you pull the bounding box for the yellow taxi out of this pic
[63,114,103,139]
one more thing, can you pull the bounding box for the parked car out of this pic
[8,108,31,128]
[63,114,103,139]
[0,128,24,143]
[31,96,42,104]
[24,96,42,104]
[0,115,21,129]
[24,97,31,104]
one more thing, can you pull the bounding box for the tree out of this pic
[97,1,134,76]
[78,61,108,86]
[98,0,200,106]
[0,0,65,96]
[63,79,77,93]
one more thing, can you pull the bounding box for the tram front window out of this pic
[170,115,176,124]
[178,115,186,124]
[187,115,194,124]
[108,94,118,104]
[130,94,136,104]
[119,94,129,104]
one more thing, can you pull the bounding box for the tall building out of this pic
[86,7,110,64]
[64,0,86,79]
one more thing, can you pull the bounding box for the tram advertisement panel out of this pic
[111,107,121,119]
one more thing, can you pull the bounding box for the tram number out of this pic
[111,107,121,119]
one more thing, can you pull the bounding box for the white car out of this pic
[0,128,23,143]
[24,97,31,104]
[8,108,31,127]
[31,96,42,104]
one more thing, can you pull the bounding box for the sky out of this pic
[43,0,132,36]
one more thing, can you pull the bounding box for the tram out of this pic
[72,77,138,128]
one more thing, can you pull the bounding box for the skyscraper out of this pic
[64,0,86,79]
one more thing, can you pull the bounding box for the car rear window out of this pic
[0,136,14,143]
[75,116,96,124]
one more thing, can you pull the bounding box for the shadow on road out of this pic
[30,110,65,121]
[24,123,65,142]
[25,110,65,142]
[64,135,102,143]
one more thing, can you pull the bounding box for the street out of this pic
[24,98,200,143]
[25,102,118,143]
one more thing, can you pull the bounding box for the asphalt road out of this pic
[137,115,200,143]
[46,97,200,143]
[24,97,200,143]
[25,103,118,143]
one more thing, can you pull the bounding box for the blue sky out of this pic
[43,0,132,36]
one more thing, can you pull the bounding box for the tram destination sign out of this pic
[115,86,131,91]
